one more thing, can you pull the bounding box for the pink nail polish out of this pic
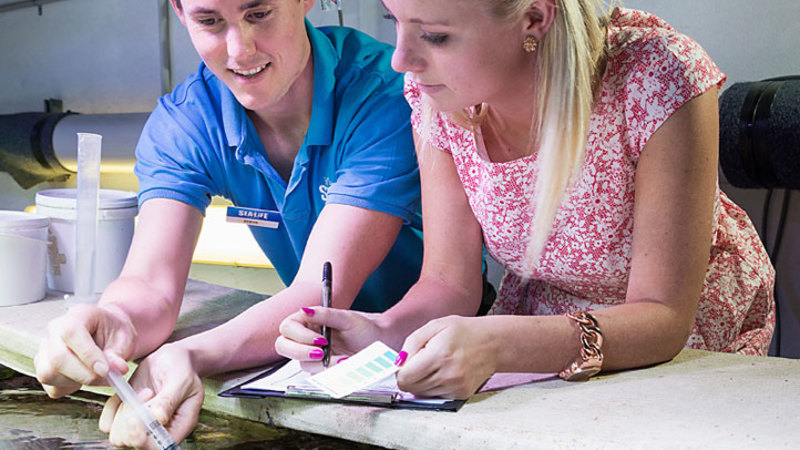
[394,351,408,366]
[301,307,315,316]
[313,337,328,346]
[310,349,324,360]
[336,356,349,364]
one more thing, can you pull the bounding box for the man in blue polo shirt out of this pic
[33,0,430,445]
[133,13,422,314]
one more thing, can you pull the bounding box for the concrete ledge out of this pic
[2,280,799,449]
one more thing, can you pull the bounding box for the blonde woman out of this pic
[277,0,774,399]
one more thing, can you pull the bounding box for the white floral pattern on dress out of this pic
[405,8,775,355]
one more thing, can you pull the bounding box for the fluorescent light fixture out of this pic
[194,205,272,268]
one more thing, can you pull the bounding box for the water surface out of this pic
[0,366,384,449]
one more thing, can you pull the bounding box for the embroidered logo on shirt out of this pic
[319,177,332,202]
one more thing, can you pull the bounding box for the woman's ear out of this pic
[521,0,557,40]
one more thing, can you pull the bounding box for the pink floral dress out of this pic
[404,8,775,355]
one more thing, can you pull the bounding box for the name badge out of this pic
[226,206,280,229]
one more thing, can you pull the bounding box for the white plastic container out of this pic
[35,188,138,295]
[0,211,50,306]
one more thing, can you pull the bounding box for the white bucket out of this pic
[35,188,138,295]
[0,211,50,306]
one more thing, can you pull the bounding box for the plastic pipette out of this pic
[106,369,181,450]
[67,132,102,307]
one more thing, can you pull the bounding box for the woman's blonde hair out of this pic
[421,0,611,272]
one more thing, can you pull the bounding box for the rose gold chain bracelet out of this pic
[558,311,604,381]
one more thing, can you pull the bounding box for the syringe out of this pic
[106,369,181,450]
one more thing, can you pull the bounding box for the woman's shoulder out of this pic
[607,8,682,51]
[605,8,721,83]
[595,9,725,156]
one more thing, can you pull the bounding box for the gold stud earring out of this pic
[523,36,538,53]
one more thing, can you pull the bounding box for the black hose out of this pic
[0,112,74,189]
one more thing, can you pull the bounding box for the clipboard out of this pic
[219,358,467,412]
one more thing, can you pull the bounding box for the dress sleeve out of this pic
[620,21,726,157]
[403,72,452,153]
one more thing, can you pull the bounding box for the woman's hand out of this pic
[99,343,203,449]
[275,307,383,373]
[396,315,498,400]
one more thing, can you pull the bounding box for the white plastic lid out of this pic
[35,188,138,210]
[0,210,50,231]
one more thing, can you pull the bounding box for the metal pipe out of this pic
[158,0,173,95]
[52,113,149,172]
[0,0,72,14]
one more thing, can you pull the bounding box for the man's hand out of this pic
[100,343,203,449]
[34,303,136,398]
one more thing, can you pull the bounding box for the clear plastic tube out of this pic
[67,132,101,307]
[106,369,181,450]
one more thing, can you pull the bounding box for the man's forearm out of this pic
[99,276,184,359]
[177,282,323,377]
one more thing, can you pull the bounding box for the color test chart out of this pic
[307,341,400,398]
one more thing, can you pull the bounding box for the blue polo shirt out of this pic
[134,22,422,312]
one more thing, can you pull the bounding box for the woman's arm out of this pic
[375,134,486,350]
[496,87,720,373]
[397,89,720,397]
[596,86,720,368]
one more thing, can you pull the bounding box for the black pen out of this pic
[321,261,332,368]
